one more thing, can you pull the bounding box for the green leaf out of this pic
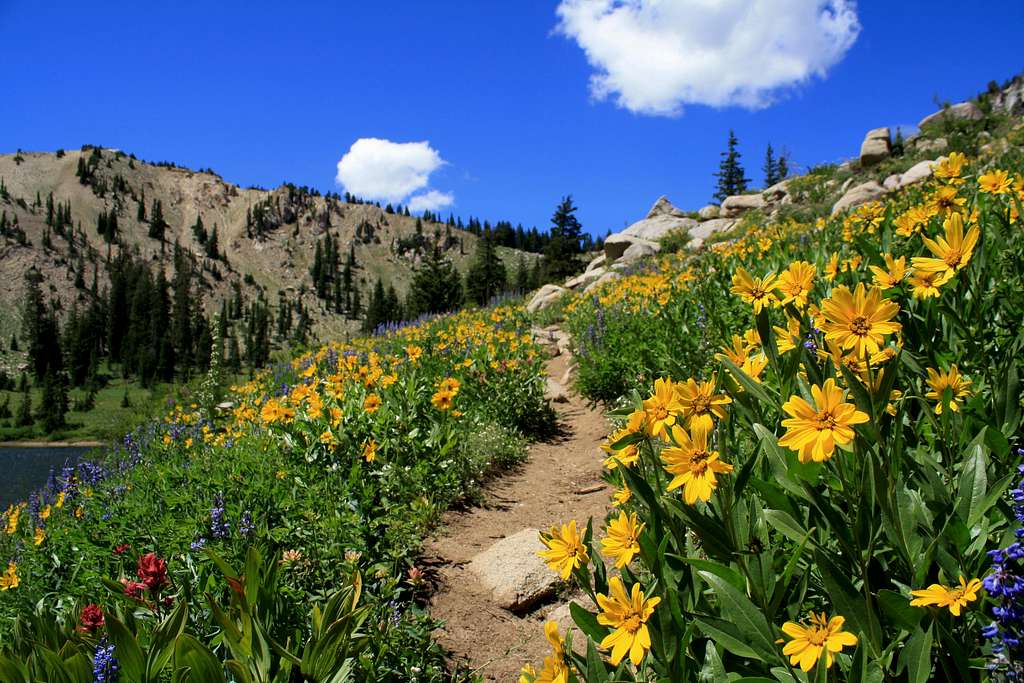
[105,615,147,683]
[148,598,189,677]
[814,549,881,654]
[697,571,777,662]
[693,616,764,661]
[763,509,808,544]
[876,590,922,632]
[956,445,988,528]
[570,602,607,645]
[900,624,933,683]
[174,635,227,683]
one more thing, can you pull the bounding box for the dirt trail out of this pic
[424,349,610,682]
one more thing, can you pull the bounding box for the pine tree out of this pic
[714,130,749,202]
[763,144,780,188]
[543,195,584,281]
[16,386,33,427]
[148,199,167,240]
[777,155,789,181]
[37,369,68,433]
[465,229,507,305]
[205,226,219,259]
[406,246,463,318]
[515,254,529,292]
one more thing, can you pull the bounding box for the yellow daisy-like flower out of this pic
[780,611,858,672]
[731,268,778,314]
[718,335,751,366]
[0,561,19,591]
[820,284,902,359]
[642,377,683,439]
[869,254,907,290]
[925,365,972,414]
[661,423,733,504]
[775,261,817,308]
[439,377,461,394]
[778,378,869,463]
[929,185,966,217]
[611,484,632,507]
[319,430,336,446]
[520,622,569,683]
[909,269,946,299]
[601,511,644,568]
[910,212,980,283]
[40,505,51,521]
[363,393,382,414]
[978,169,1013,195]
[823,252,840,282]
[538,520,589,580]
[431,389,455,411]
[361,438,377,462]
[675,375,731,433]
[910,576,982,616]
[934,151,967,183]
[596,576,660,667]
[33,527,45,546]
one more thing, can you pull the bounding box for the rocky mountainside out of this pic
[528,73,1024,311]
[0,148,533,341]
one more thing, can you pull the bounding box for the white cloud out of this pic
[335,138,452,206]
[407,190,455,213]
[555,0,860,116]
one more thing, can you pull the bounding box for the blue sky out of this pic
[3,1,1023,236]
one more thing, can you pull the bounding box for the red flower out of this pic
[136,552,168,591]
[114,543,130,555]
[78,604,105,632]
[122,579,147,598]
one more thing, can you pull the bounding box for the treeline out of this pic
[360,194,590,332]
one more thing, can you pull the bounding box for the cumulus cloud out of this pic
[407,190,455,213]
[555,0,860,116]
[335,138,452,206]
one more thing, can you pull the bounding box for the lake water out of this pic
[0,446,97,508]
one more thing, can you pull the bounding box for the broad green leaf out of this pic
[900,625,933,683]
[698,571,777,661]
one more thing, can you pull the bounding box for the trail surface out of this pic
[425,345,609,681]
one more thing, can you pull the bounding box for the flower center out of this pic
[850,315,871,336]
[622,612,642,634]
[655,407,668,420]
[807,627,829,646]
[944,250,963,269]
[816,411,837,431]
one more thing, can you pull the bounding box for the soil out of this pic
[424,348,611,682]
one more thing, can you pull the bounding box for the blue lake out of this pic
[0,446,97,507]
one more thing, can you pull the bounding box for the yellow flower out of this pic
[56,492,66,509]
[520,622,569,683]
[911,212,980,283]
[731,268,778,313]
[363,394,382,414]
[361,438,378,462]
[4,504,21,535]
[406,345,423,363]
[823,252,840,282]
[925,365,972,414]
[778,378,869,463]
[596,576,660,666]
[909,268,946,299]
[33,528,45,546]
[319,430,336,446]
[978,169,1013,194]
[662,423,733,504]
[642,378,683,439]
[431,389,455,411]
[601,511,644,568]
[538,520,589,580]
[675,375,731,433]
[775,261,816,308]
[40,505,51,521]
[718,335,751,366]
[933,151,967,183]
[928,185,966,216]
[0,561,19,591]
[869,254,907,290]
[780,611,858,672]
[275,470,287,480]
[260,399,295,424]
[820,284,901,359]
[611,484,632,507]
[910,576,982,616]
[439,377,461,394]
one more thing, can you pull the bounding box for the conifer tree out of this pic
[407,246,463,318]
[466,229,507,305]
[543,195,584,281]
[148,199,167,240]
[16,385,33,427]
[713,130,749,202]
[763,144,780,188]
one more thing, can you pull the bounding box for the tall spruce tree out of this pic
[543,195,584,281]
[465,229,507,306]
[713,130,749,202]
[763,144,781,188]
[406,245,463,318]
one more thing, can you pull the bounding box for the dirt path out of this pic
[425,348,610,682]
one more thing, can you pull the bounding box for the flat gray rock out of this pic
[468,528,559,612]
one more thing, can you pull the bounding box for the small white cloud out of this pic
[555,0,861,116]
[407,190,455,213]
[335,138,452,205]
